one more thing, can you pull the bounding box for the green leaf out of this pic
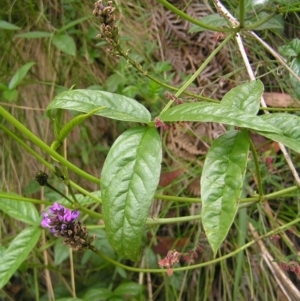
[290,57,300,98]
[254,13,283,30]
[55,297,84,301]
[83,288,113,301]
[16,31,52,38]
[52,107,105,151]
[54,239,70,265]
[3,89,18,102]
[189,14,228,33]
[0,20,20,30]
[0,227,42,289]
[201,130,249,256]
[114,282,142,296]
[8,62,35,90]
[52,34,76,56]
[221,80,264,114]
[101,127,162,261]
[58,16,90,33]
[0,194,40,225]
[257,114,300,153]
[0,82,8,90]
[47,90,151,123]
[279,38,300,57]
[159,102,281,134]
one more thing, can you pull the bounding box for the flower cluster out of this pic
[93,0,119,47]
[154,117,176,131]
[158,250,181,276]
[41,203,94,251]
[158,246,203,276]
[164,91,184,105]
[279,261,300,277]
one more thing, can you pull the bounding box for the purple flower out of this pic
[41,203,79,237]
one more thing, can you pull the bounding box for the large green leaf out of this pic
[201,130,250,256]
[0,227,42,289]
[47,90,151,123]
[101,127,162,261]
[159,102,281,134]
[8,62,35,90]
[258,113,300,153]
[221,80,263,114]
[0,194,40,225]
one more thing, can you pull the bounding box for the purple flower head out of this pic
[41,203,79,236]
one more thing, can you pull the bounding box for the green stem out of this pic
[156,185,299,204]
[0,125,102,203]
[0,124,50,168]
[89,215,300,273]
[115,46,218,104]
[244,10,277,31]
[277,6,300,13]
[0,193,50,205]
[161,32,236,113]
[0,192,103,219]
[0,105,100,185]
[175,33,235,97]
[157,0,236,32]
[46,183,74,204]
[239,0,245,28]
[249,138,264,198]
[260,107,300,112]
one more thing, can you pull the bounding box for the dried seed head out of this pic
[35,171,49,186]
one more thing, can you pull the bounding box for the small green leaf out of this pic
[3,89,18,102]
[258,113,300,153]
[16,31,52,38]
[290,57,300,98]
[279,39,300,57]
[159,102,281,134]
[58,16,90,33]
[114,282,142,296]
[254,13,283,30]
[83,288,113,301]
[189,14,228,33]
[0,82,8,90]
[221,80,264,114]
[0,227,42,289]
[101,127,162,261]
[0,20,20,30]
[58,107,105,142]
[8,62,35,90]
[54,239,70,265]
[47,90,151,123]
[0,194,40,225]
[55,297,84,301]
[52,107,105,150]
[201,130,249,256]
[52,34,76,56]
